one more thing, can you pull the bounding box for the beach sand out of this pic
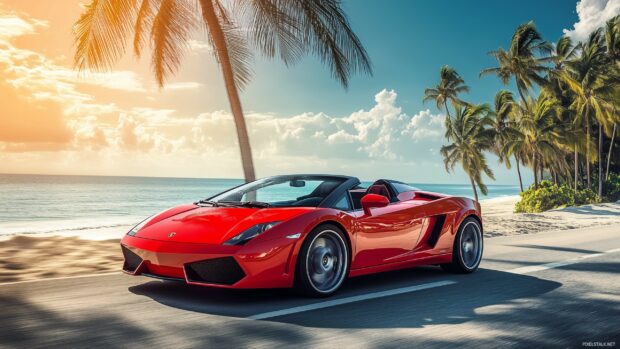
[1,196,618,283]
[480,196,620,237]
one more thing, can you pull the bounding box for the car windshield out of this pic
[208,176,347,208]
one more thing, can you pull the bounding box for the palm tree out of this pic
[507,93,566,188]
[481,21,552,104]
[489,90,525,191]
[441,103,495,202]
[548,35,581,190]
[561,29,617,197]
[424,65,469,118]
[73,0,372,183]
[551,36,578,70]
[604,15,620,180]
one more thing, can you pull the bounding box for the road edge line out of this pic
[248,280,457,320]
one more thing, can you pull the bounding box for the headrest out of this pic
[366,184,391,199]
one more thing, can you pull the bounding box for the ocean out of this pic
[0,174,520,240]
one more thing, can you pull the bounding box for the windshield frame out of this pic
[205,175,359,209]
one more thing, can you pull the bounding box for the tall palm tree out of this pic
[507,93,566,188]
[548,35,581,190]
[441,103,495,201]
[489,90,525,191]
[604,15,620,180]
[73,0,372,183]
[562,29,617,197]
[481,21,552,104]
[423,65,469,118]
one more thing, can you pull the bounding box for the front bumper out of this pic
[120,234,299,289]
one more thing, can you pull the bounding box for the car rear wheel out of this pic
[441,217,483,273]
[295,224,349,297]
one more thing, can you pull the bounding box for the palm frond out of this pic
[151,0,197,87]
[284,0,372,88]
[74,0,140,71]
[234,0,303,66]
[134,0,158,57]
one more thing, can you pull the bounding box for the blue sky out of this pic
[1,0,617,188]
[242,0,579,116]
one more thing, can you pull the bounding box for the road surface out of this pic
[1,225,619,348]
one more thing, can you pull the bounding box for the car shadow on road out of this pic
[128,266,561,329]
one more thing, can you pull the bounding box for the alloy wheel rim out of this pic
[306,231,347,293]
[461,222,482,269]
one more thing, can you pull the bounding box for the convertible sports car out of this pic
[121,174,483,297]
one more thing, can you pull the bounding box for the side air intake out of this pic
[184,257,246,285]
[121,245,143,273]
[427,215,446,247]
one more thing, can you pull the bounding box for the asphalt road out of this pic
[1,225,619,348]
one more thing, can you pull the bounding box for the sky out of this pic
[0,0,618,184]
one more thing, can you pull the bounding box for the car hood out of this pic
[134,205,315,244]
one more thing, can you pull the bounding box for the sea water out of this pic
[0,174,519,239]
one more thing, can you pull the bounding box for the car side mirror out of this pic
[361,194,389,216]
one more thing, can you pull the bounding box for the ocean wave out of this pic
[0,217,139,236]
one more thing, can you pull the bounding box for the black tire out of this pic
[441,217,483,274]
[295,224,349,297]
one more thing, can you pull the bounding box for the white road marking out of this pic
[507,247,620,275]
[0,272,120,286]
[249,247,620,320]
[248,280,457,320]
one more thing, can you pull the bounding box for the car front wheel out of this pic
[295,224,349,297]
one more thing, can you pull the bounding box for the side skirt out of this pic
[348,253,452,278]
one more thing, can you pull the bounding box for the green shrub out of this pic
[604,173,620,202]
[515,181,574,213]
[575,188,599,205]
[514,180,603,213]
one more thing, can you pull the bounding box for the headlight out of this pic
[223,221,281,246]
[127,215,153,236]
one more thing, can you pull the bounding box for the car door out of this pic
[351,202,426,269]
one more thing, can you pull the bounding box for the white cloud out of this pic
[188,39,211,53]
[164,82,202,90]
[403,109,445,141]
[0,13,47,38]
[563,0,620,42]
[72,70,146,92]
[164,89,446,166]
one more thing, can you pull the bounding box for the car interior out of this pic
[348,179,401,210]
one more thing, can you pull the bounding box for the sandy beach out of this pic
[1,196,618,283]
[480,196,620,237]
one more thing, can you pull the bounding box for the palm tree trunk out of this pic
[516,84,527,106]
[539,164,544,183]
[598,123,603,198]
[533,155,539,188]
[200,0,256,183]
[469,176,479,202]
[606,124,616,181]
[443,101,452,118]
[574,147,579,192]
[586,124,591,189]
[515,155,524,192]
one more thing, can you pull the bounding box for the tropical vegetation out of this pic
[429,16,620,211]
[73,0,371,183]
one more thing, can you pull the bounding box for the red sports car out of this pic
[121,175,483,297]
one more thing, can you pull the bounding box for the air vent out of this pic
[184,257,246,285]
[121,245,142,273]
[427,215,446,247]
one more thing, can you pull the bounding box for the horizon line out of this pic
[0,172,521,187]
